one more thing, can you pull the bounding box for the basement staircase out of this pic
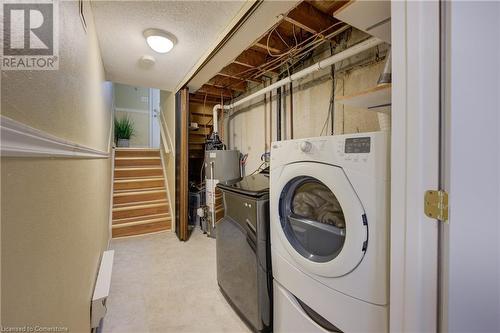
[112,148,171,238]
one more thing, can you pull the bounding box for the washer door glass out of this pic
[279,176,346,263]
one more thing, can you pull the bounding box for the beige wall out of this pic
[114,83,149,110]
[226,32,385,174]
[1,1,112,332]
[114,83,150,147]
[159,91,176,223]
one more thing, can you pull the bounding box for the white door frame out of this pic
[149,88,161,148]
[149,88,153,147]
[390,1,440,331]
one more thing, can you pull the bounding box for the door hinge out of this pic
[424,190,449,222]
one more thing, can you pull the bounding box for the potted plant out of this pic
[114,116,135,147]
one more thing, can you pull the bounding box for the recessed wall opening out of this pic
[113,83,161,149]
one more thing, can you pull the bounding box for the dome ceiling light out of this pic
[143,29,176,54]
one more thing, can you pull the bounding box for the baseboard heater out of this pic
[91,250,114,329]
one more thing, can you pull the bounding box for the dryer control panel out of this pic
[270,131,387,177]
[336,136,371,164]
[344,137,371,154]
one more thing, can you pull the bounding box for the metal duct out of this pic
[377,49,392,85]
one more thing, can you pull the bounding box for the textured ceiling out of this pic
[91,1,246,91]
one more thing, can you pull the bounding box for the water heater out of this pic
[203,149,241,237]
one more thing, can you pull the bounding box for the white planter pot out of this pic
[117,139,130,147]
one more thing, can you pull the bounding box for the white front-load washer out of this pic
[270,132,389,332]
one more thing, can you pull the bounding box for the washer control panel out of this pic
[271,134,379,167]
[345,137,371,153]
[337,136,371,163]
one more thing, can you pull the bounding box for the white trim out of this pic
[114,107,149,115]
[108,147,115,248]
[159,146,174,232]
[107,110,114,153]
[390,1,440,332]
[159,110,173,154]
[107,83,116,153]
[0,116,109,158]
[149,88,153,147]
[149,88,161,149]
[158,107,174,233]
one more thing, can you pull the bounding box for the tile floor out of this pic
[102,229,251,333]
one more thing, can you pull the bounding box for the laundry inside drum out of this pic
[280,177,346,263]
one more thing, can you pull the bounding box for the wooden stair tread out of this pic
[112,221,171,238]
[115,148,160,151]
[114,157,161,166]
[112,202,169,220]
[114,189,165,197]
[113,186,166,194]
[114,176,164,181]
[114,176,164,183]
[113,199,168,208]
[113,177,165,191]
[114,166,162,170]
[114,166,164,179]
[115,157,160,160]
[112,202,169,212]
[112,148,170,238]
[112,216,171,228]
[112,189,167,205]
[113,212,170,225]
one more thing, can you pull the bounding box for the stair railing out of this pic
[159,108,173,154]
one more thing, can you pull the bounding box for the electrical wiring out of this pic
[229,21,346,83]
[219,23,346,93]
[212,21,348,95]
[248,161,267,176]
[254,22,347,79]
[275,28,290,49]
[292,24,298,48]
[320,47,338,136]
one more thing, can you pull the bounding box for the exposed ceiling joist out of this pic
[207,75,248,92]
[254,42,280,55]
[234,49,269,68]
[198,84,234,98]
[185,0,300,92]
[283,17,316,34]
[219,63,262,83]
[254,27,294,55]
[190,97,219,105]
[218,72,261,83]
[205,82,246,93]
[194,0,356,98]
[286,2,339,35]
[307,0,349,16]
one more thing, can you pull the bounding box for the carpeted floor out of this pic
[102,229,250,333]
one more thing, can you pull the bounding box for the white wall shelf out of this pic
[335,84,391,112]
[334,1,391,44]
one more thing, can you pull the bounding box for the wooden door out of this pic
[175,88,189,241]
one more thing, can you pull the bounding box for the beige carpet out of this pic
[102,229,251,333]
